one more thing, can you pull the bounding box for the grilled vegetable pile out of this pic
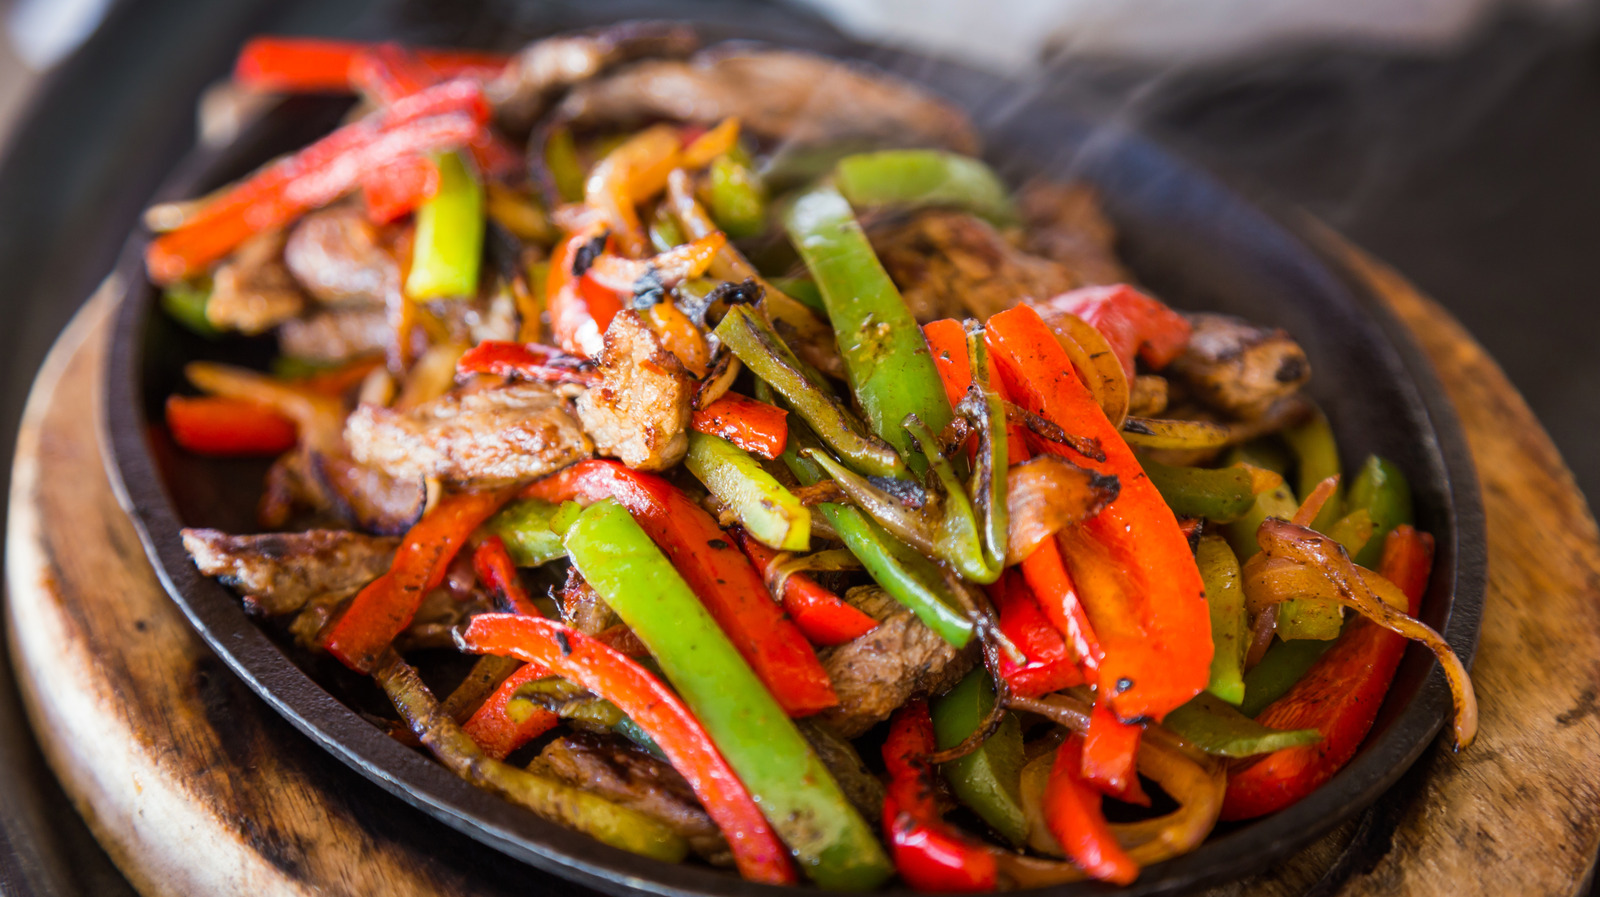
[157,30,1476,890]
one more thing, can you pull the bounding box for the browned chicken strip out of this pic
[575,309,694,471]
[205,229,306,335]
[346,381,593,488]
[534,731,732,865]
[180,527,398,616]
[556,48,979,156]
[1166,312,1312,419]
[815,586,978,737]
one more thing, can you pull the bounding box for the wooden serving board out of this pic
[7,246,1600,896]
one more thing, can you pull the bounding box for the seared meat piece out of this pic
[180,528,398,616]
[557,48,979,156]
[283,206,401,306]
[795,717,886,825]
[346,381,592,488]
[309,451,427,536]
[558,567,619,636]
[278,306,390,362]
[489,22,699,131]
[871,210,1075,322]
[394,588,494,652]
[205,229,306,335]
[816,586,978,737]
[1129,374,1170,418]
[1166,312,1311,419]
[575,310,694,471]
[1015,181,1132,287]
[535,732,731,865]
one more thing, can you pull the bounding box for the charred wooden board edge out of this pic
[93,24,1486,897]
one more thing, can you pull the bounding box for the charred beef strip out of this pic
[489,22,700,133]
[1166,312,1312,420]
[204,229,307,335]
[575,309,694,471]
[552,47,979,157]
[1015,180,1132,287]
[277,305,392,363]
[283,205,403,307]
[815,586,978,737]
[870,209,1077,322]
[346,381,593,488]
[180,527,398,616]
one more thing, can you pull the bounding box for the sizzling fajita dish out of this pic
[145,27,1476,890]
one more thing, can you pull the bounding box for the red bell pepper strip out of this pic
[924,318,1030,465]
[1043,735,1139,885]
[989,303,1211,723]
[989,571,1086,699]
[1037,284,1192,378]
[548,231,626,359]
[233,37,510,93]
[1220,525,1434,821]
[1082,702,1149,806]
[458,613,796,884]
[1019,543,1103,682]
[472,536,541,617]
[146,79,488,284]
[323,487,513,672]
[691,393,789,460]
[361,153,441,224]
[165,395,298,457]
[460,661,559,760]
[456,340,600,386]
[881,701,999,892]
[730,527,878,646]
[521,460,837,717]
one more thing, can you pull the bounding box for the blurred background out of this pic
[0,0,1595,894]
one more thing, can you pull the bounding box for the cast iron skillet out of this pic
[103,18,1485,897]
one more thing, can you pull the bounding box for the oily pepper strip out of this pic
[457,613,796,884]
[323,487,513,672]
[165,395,298,457]
[882,701,1000,892]
[1043,735,1139,885]
[520,460,837,717]
[461,662,559,760]
[691,393,789,460]
[731,527,879,646]
[988,304,1211,724]
[1220,525,1434,820]
[471,536,541,617]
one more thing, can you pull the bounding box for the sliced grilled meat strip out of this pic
[555,47,979,156]
[1015,180,1132,287]
[816,586,978,737]
[205,229,306,335]
[795,717,886,825]
[534,731,732,865]
[489,22,700,132]
[575,309,694,471]
[346,381,593,488]
[277,305,391,363]
[1166,312,1312,420]
[870,209,1076,322]
[283,205,402,307]
[180,528,398,616]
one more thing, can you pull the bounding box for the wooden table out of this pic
[7,247,1599,896]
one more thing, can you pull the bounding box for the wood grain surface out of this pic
[5,251,1599,896]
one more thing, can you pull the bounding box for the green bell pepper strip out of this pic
[1325,508,1375,559]
[777,410,975,648]
[834,149,1018,227]
[649,204,687,252]
[373,654,688,863]
[1142,456,1257,522]
[1197,534,1247,705]
[931,669,1028,847]
[1224,476,1298,560]
[1346,455,1414,568]
[1238,636,1337,718]
[1160,692,1321,757]
[545,126,585,203]
[405,150,484,300]
[964,322,1011,573]
[484,498,581,567]
[684,431,811,551]
[1282,407,1343,533]
[162,281,218,338]
[784,184,952,470]
[565,500,892,890]
[715,304,907,479]
[707,154,768,239]
[768,276,825,312]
